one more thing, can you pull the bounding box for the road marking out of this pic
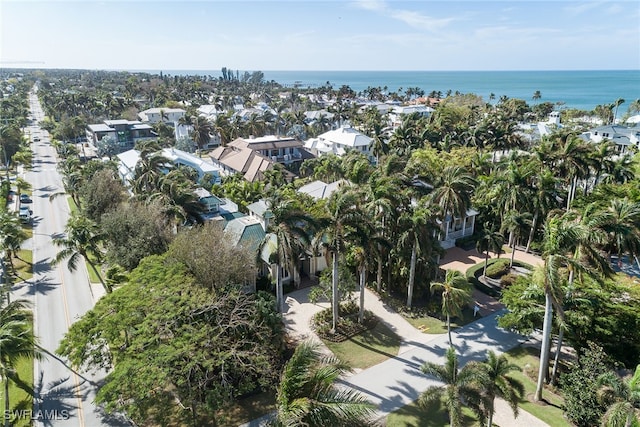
[45,136,86,427]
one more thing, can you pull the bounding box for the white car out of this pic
[19,206,32,224]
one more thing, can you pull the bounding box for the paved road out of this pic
[12,89,127,426]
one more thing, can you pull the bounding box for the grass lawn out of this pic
[323,321,401,370]
[385,345,570,427]
[0,322,35,427]
[85,259,102,284]
[11,249,33,282]
[218,391,276,427]
[503,346,570,427]
[404,307,476,335]
[387,395,478,427]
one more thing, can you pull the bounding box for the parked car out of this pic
[19,206,32,224]
[20,194,32,203]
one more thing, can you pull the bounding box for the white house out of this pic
[438,209,479,249]
[138,107,186,124]
[115,147,223,186]
[581,124,640,154]
[304,126,374,161]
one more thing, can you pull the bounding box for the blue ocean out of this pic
[148,69,639,114]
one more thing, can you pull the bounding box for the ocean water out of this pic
[150,69,639,114]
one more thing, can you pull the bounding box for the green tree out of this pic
[80,168,126,222]
[476,224,505,277]
[274,341,375,426]
[0,212,28,275]
[101,201,173,271]
[478,351,524,427]
[0,298,44,427]
[597,365,640,427]
[561,342,612,427]
[420,346,485,427]
[430,270,473,345]
[429,165,476,223]
[52,214,110,293]
[321,188,366,331]
[263,195,318,312]
[57,255,284,427]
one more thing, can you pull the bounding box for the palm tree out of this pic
[532,90,542,104]
[429,165,476,225]
[597,365,640,427]
[398,200,440,309]
[478,350,525,427]
[600,198,640,267]
[264,195,318,313]
[476,225,505,277]
[613,98,625,124]
[322,188,365,331]
[0,298,44,427]
[501,210,532,268]
[430,270,473,345]
[0,212,28,275]
[190,116,213,152]
[420,346,485,427]
[274,341,375,426]
[534,215,596,401]
[52,214,110,294]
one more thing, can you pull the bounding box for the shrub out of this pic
[311,302,377,342]
[500,272,519,288]
[485,259,510,278]
[455,232,481,250]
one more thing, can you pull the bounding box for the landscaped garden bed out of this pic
[311,301,377,342]
[466,258,533,296]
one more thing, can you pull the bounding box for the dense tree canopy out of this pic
[57,253,284,426]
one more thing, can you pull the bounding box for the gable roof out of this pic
[224,216,266,254]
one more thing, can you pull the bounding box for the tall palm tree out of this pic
[430,270,473,345]
[478,350,524,427]
[264,195,318,313]
[189,116,213,152]
[322,188,365,331]
[398,200,440,309]
[534,215,597,401]
[420,346,485,427]
[600,198,640,267]
[501,210,532,268]
[52,214,110,294]
[476,224,505,277]
[613,98,625,124]
[597,365,640,427]
[274,341,375,426]
[429,165,476,225]
[0,298,44,427]
[0,212,28,275]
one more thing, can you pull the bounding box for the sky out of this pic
[1,0,639,72]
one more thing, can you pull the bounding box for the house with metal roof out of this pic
[581,124,640,154]
[304,126,374,162]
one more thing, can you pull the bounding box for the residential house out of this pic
[297,179,348,201]
[138,107,186,124]
[438,209,479,249]
[86,119,155,150]
[389,104,434,128]
[581,124,640,154]
[304,126,374,162]
[209,135,313,182]
[116,147,223,186]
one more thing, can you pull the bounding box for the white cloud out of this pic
[352,0,454,32]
